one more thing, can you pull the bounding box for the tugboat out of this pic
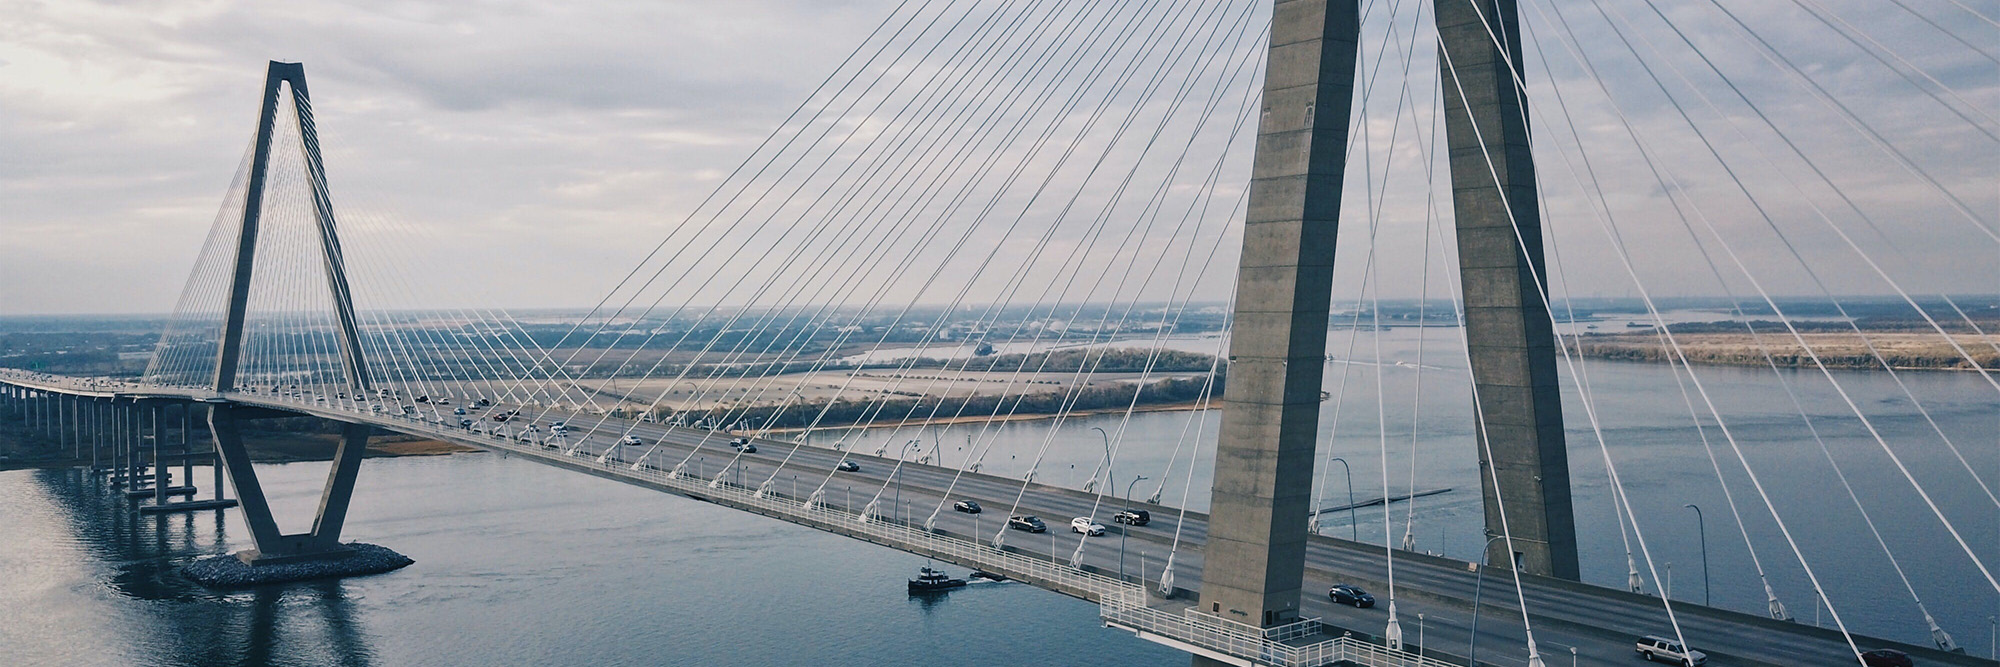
[908,566,967,593]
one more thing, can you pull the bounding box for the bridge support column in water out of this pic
[1433,0,1578,579]
[206,405,373,563]
[1197,0,1362,637]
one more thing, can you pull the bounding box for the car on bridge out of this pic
[1114,509,1149,526]
[954,499,981,514]
[1070,517,1105,536]
[1860,649,1912,667]
[454,407,466,415]
[836,459,860,472]
[619,435,643,446]
[1328,585,1374,608]
[1008,515,1046,533]
[1635,636,1706,666]
[730,437,750,446]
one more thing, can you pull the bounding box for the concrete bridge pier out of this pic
[205,404,374,564]
[142,401,235,514]
[89,398,108,473]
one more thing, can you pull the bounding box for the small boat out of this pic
[908,566,967,593]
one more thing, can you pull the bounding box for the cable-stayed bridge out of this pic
[4,1,1996,666]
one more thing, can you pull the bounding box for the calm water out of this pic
[4,325,1997,663]
[0,456,1182,666]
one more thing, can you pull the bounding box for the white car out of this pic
[1635,636,1707,666]
[619,435,643,446]
[1070,517,1106,536]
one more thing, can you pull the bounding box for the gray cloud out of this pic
[0,0,1993,315]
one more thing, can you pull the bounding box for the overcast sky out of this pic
[1,0,1994,315]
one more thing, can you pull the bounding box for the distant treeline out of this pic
[680,372,1224,430]
[903,348,1218,373]
[1655,317,2000,335]
[1572,335,1999,371]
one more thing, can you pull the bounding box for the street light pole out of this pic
[1090,426,1111,494]
[1120,475,1149,582]
[1685,503,1709,606]
[1416,613,1424,658]
[1470,534,1506,667]
[1328,456,1356,542]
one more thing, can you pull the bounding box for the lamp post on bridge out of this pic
[895,440,921,524]
[1327,456,1355,542]
[1119,474,1148,583]
[1087,426,1110,494]
[1470,534,1506,667]
[1685,503,1709,606]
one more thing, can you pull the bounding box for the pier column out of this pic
[91,399,104,471]
[1198,0,1361,631]
[207,404,371,561]
[1433,0,1577,578]
[151,403,168,503]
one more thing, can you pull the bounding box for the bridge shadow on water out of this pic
[32,468,379,667]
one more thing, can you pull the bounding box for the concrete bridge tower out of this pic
[207,61,382,565]
[1196,0,1576,647]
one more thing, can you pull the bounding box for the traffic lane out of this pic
[1297,540,1875,666]
[1301,588,1635,667]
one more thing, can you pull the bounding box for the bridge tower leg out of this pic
[1196,0,1361,633]
[1433,0,1577,579]
[202,61,378,564]
[1193,0,1578,653]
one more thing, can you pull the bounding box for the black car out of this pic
[836,460,860,472]
[740,444,756,453]
[954,500,982,514]
[1008,515,1046,533]
[1860,649,1912,667]
[1328,584,1375,608]
[1114,509,1150,526]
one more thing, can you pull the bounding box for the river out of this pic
[2,325,1996,664]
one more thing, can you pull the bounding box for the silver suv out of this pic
[1635,635,1706,666]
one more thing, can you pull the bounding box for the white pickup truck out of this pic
[1635,635,1707,666]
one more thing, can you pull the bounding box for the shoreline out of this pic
[1572,332,1998,372]
[760,397,1215,434]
